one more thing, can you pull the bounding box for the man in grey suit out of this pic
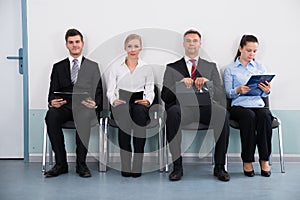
[161,29,230,182]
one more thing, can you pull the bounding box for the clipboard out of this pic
[119,89,143,104]
[54,91,89,101]
[175,82,211,106]
[244,74,275,96]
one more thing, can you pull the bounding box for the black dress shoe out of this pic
[76,163,91,178]
[214,165,230,182]
[44,164,68,177]
[261,169,271,177]
[121,171,132,177]
[169,168,183,181]
[244,170,255,177]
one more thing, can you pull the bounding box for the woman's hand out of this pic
[135,99,150,106]
[81,98,97,108]
[236,85,251,95]
[113,99,126,107]
[258,81,271,94]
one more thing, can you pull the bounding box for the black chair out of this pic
[42,116,102,173]
[100,86,165,172]
[227,97,285,173]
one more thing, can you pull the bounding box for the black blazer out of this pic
[161,57,225,110]
[47,57,103,112]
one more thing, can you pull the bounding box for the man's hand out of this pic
[194,77,208,90]
[50,98,67,108]
[180,78,194,88]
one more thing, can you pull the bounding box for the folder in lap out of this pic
[175,82,211,106]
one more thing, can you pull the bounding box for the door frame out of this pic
[22,0,29,162]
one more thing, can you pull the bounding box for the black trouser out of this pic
[230,106,273,162]
[45,105,95,165]
[111,103,149,173]
[166,103,230,165]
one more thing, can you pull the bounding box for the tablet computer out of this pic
[244,74,275,96]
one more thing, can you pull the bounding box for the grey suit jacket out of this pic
[161,57,225,110]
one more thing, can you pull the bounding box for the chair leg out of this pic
[42,121,47,173]
[99,117,108,172]
[277,119,285,173]
[164,126,169,173]
[158,117,164,172]
[211,143,215,165]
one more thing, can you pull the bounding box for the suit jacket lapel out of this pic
[63,58,71,82]
[178,57,190,77]
[196,58,204,78]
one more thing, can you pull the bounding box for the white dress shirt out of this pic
[106,58,155,105]
[184,56,198,76]
[68,55,83,71]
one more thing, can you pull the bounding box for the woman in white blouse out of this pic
[106,34,155,178]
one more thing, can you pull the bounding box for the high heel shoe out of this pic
[261,169,271,177]
[243,162,255,177]
[260,160,271,177]
[244,170,255,177]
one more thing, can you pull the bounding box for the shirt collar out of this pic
[184,56,199,64]
[122,58,145,68]
[234,57,257,68]
[68,55,83,66]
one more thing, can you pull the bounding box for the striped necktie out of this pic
[190,59,197,80]
[71,59,79,83]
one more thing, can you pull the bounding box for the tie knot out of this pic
[190,59,196,65]
[73,59,78,64]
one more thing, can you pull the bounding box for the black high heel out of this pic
[244,170,255,177]
[261,169,271,177]
[243,163,255,177]
[260,160,271,177]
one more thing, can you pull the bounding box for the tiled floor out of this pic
[0,160,299,200]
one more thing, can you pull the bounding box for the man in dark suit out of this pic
[161,29,230,182]
[44,29,103,178]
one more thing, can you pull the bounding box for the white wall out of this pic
[27,0,300,110]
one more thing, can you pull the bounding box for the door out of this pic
[0,0,23,158]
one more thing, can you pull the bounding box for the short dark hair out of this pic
[65,28,83,42]
[184,29,201,39]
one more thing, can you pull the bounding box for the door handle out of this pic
[7,48,23,75]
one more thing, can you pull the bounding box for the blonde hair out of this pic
[124,34,142,50]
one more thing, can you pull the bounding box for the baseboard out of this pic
[29,152,300,163]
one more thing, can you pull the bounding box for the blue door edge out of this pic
[22,0,29,162]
